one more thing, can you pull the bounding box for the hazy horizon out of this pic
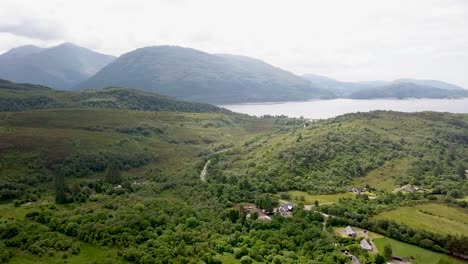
[1,0,467,88]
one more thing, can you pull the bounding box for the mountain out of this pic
[392,79,465,91]
[0,79,226,113]
[0,45,44,61]
[348,82,468,99]
[77,46,332,104]
[302,74,467,98]
[301,74,389,96]
[0,43,115,90]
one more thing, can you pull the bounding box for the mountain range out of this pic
[348,82,468,99]
[0,43,115,90]
[0,43,466,103]
[76,46,332,104]
[302,74,466,98]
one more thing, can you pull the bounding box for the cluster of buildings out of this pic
[274,203,295,217]
[346,187,367,194]
[241,202,296,221]
[345,226,373,251]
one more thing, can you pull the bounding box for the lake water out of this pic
[220,98,468,119]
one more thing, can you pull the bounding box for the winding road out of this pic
[200,160,210,182]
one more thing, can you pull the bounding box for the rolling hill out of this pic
[0,43,115,90]
[348,82,468,99]
[302,74,467,98]
[0,79,226,113]
[76,46,332,104]
[0,102,466,263]
[302,73,391,96]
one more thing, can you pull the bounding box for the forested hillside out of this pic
[0,79,226,113]
[0,106,467,263]
[76,46,332,104]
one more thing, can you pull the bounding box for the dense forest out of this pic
[0,79,226,113]
[0,89,467,263]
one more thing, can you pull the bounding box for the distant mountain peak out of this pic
[77,45,332,103]
[0,44,44,60]
[0,43,116,90]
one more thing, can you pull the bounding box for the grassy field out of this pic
[286,191,355,204]
[352,158,411,191]
[373,203,468,236]
[8,243,127,264]
[373,236,467,264]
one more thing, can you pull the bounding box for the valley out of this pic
[0,89,466,263]
[1,1,468,263]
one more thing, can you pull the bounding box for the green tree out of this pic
[255,194,278,212]
[374,254,385,264]
[104,164,121,184]
[0,241,12,263]
[384,243,393,260]
[457,162,466,180]
[185,217,198,228]
[240,255,253,264]
[314,200,319,207]
[55,173,67,204]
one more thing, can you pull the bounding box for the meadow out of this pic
[373,236,466,264]
[352,158,411,192]
[373,203,468,236]
[285,190,355,204]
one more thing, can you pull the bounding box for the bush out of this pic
[234,247,248,259]
[240,255,253,264]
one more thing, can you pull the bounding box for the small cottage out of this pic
[360,239,373,251]
[345,226,356,237]
[351,255,362,264]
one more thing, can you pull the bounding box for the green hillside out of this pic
[0,79,226,113]
[0,106,466,263]
[76,46,333,104]
[209,111,468,194]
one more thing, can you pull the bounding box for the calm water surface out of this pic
[220,98,468,119]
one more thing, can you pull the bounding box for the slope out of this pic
[0,43,115,89]
[0,79,226,113]
[349,82,468,99]
[77,46,332,104]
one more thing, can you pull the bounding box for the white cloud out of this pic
[0,19,65,40]
[0,0,467,87]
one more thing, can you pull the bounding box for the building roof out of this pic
[345,226,356,235]
[351,255,362,264]
[360,239,373,251]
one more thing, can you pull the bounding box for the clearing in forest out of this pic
[372,203,468,236]
[286,191,354,204]
[373,236,466,264]
[352,158,411,192]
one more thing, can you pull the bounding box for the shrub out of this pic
[240,255,253,264]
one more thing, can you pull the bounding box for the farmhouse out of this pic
[345,226,356,237]
[360,238,373,251]
[347,187,367,194]
[351,255,362,264]
[401,184,420,192]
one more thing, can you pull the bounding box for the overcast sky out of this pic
[1,0,467,87]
